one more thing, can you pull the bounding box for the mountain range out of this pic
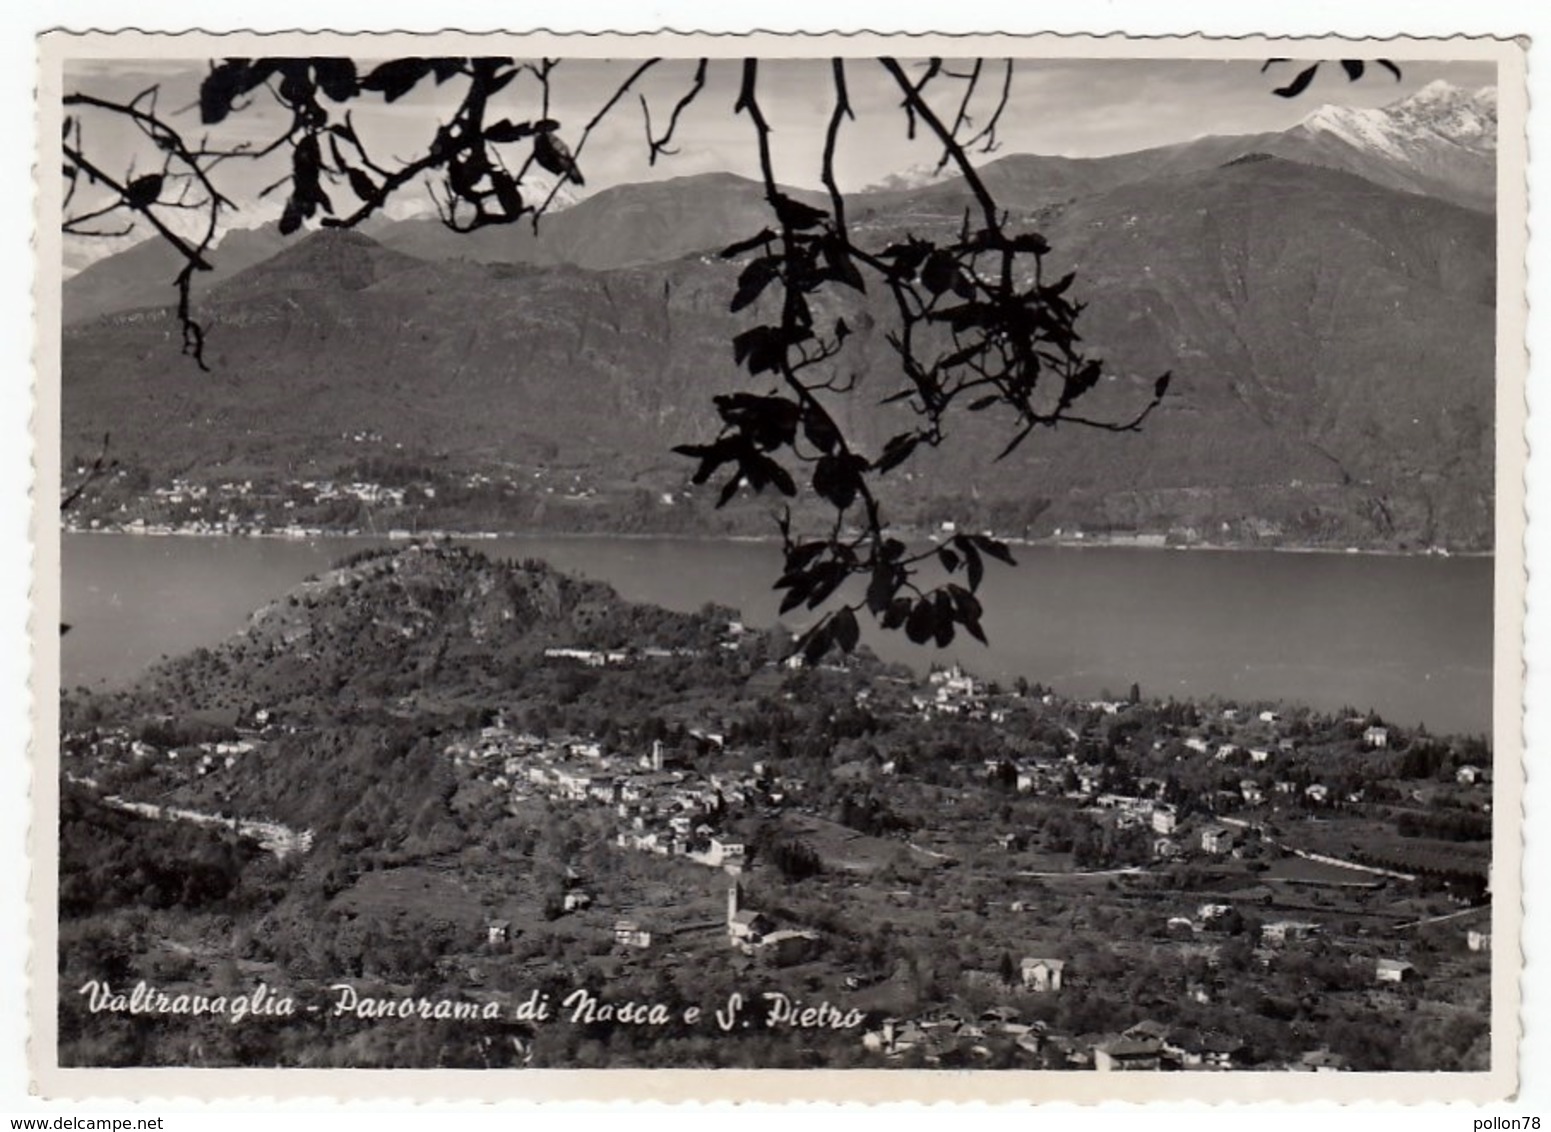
[61,82,1499,550]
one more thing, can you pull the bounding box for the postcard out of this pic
[30,29,1527,1102]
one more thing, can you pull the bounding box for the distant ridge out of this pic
[63,154,1496,551]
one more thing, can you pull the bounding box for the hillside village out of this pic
[56,545,1494,1071]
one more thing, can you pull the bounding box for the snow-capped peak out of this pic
[1300,80,1497,158]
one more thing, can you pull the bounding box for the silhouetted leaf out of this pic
[1009,232,1050,255]
[778,572,814,615]
[970,533,1016,566]
[1272,64,1321,99]
[1043,271,1077,298]
[732,326,794,376]
[672,438,740,485]
[800,620,834,664]
[1376,60,1403,81]
[278,196,304,236]
[1340,60,1365,82]
[905,599,936,645]
[484,67,519,98]
[803,561,849,609]
[490,169,524,217]
[882,596,912,631]
[484,119,535,144]
[879,239,932,279]
[813,454,867,510]
[718,473,743,507]
[1154,370,1173,399]
[731,256,781,312]
[715,393,800,450]
[938,546,961,574]
[921,249,958,295]
[951,584,988,645]
[932,591,956,647]
[740,451,797,497]
[954,535,985,592]
[831,607,860,653]
[822,235,866,292]
[721,228,776,259]
[312,57,358,101]
[773,195,828,231]
[780,540,828,579]
[927,303,991,333]
[874,432,920,474]
[200,59,274,125]
[360,58,433,102]
[802,404,841,455]
[346,166,378,202]
[124,174,162,209]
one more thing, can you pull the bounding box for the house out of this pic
[1258,710,1282,724]
[1376,958,1418,984]
[1305,784,1331,804]
[1200,826,1239,855]
[1020,957,1065,993]
[727,884,775,948]
[613,919,652,949]
[1093,1036,1163,1072]
[1153,837,1182,860]
[486,919,511,946]
[1240,779,1264,806]
[1249,748,1271,764]
[1151,808,1177,835]
[707,837,747,868]
[1261,920,1320,946]
[562,891,592,913]
[756,928,820,966]
[1467,929,1491,952]
[1363,725,1390,749]
[1183,737,1210,754]
[1165,1030,1244,1070]
[1457,765,1488,786]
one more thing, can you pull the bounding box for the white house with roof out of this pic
[1020,957,1065,993]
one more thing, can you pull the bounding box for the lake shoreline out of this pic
[59,524,1494,560]
[60,529,1495,735]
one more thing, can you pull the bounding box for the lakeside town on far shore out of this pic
[62,470,1474,558]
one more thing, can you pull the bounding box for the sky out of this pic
[59,53,1496,265]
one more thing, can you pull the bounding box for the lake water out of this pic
[59,532,1494,736]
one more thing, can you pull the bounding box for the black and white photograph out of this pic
[31,31,1525,1099]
